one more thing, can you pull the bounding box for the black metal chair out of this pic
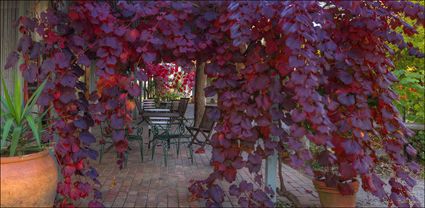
[185,105,217,163]
[147,98,189,148]
[176,98,190,119]
[98,119,144,167]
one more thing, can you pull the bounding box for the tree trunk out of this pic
[194,62,206,127]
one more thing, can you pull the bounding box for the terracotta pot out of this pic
[239,141,254,153]
[313,179,359,208]
[1,149,58,207]
[279,152,290,159]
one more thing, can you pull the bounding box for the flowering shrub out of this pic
[3,1,424,207]
[147,63,195,100]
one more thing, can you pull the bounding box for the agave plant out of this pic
[0,73,48,157]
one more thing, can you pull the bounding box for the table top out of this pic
[144,108,170,112]
[143,112,180,118]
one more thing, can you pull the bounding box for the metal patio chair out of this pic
[150,119,187,166]
[99,119,144,167]
[185,105,217,163]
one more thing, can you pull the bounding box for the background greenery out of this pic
[392,0,424,163]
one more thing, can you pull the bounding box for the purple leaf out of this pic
[78,54,90,66]
[317,150,336,166]
[30,42,42,59]
[252,75,269,90]
[286,36,301,50]
[22,64,38,83]
[339,162,356,179]
[135,70,148,81]
[127,83,141,97]
[290,71,307,85]
[4,51,19,69]
[142,52,156,64]
[110,114,124,129]
[290,109,306,122]
[41,58,55,73]
[112,130,125,142]
[337,93,355,106]
[55,52,71,69]
[342,140,361,155]
[17,35,32,53]
[85,167,99,181]
[337,71,353,85]
[238,197,249,208]
[96,48,108,58]
[59,87,76,104]
[74,118,88,129]
[252,190,269,203]
[80,131,96,145]
[209,185,224,203]
[60,74,77,87]
[37,93,52,106]
[229,184,240,197]
[239,180,253,192]
[204,11,218,21]
[104,37,119,49]
[72,35,85,47]
[288,56,304,68]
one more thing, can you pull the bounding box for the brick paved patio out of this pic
[77,104,321,207]
[72,104,425,207]
[79,127,321,207]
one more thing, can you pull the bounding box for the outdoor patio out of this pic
[79,104,425,208]
[1,1,424,208]
[78,104,319,207]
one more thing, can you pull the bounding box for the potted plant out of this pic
[238,140,255,153]
[311,150,359,208]
[0,75,58,207]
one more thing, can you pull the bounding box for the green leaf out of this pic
[1,77,16,119]
[1,119,13,150]
[9,126,22,157]
[13,72,23,123]
[26,115,41,148]
[22,79,47,119]
[0,96,11,115]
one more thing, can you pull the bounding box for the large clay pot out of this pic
[313,179,359,208]
[1,149,58,207]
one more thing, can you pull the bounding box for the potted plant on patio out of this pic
[311,150,359,208]
[0,75,58,207]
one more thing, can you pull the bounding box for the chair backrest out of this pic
[177,98,189,116]
[135,98,142,114]
[142,99,156,110]
[199,105,217,130]
[170,100,180,112]
[100,121,111,138]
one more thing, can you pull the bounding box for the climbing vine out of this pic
[3,1,424,207]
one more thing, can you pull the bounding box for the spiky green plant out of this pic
[1,73,48,156]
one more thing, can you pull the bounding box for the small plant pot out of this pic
[313,179,359,208]
[279,151,290,159]
[1,149,58,207]
[239,141,254,153]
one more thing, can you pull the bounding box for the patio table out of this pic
[144,108,171,112]
[142,112,180,118]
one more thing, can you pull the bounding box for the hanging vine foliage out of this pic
[3,1,424,207]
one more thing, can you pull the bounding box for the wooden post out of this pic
[194,62,206,126]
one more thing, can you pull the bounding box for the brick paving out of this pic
[82,132,321,207]
[78,104,321,207]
